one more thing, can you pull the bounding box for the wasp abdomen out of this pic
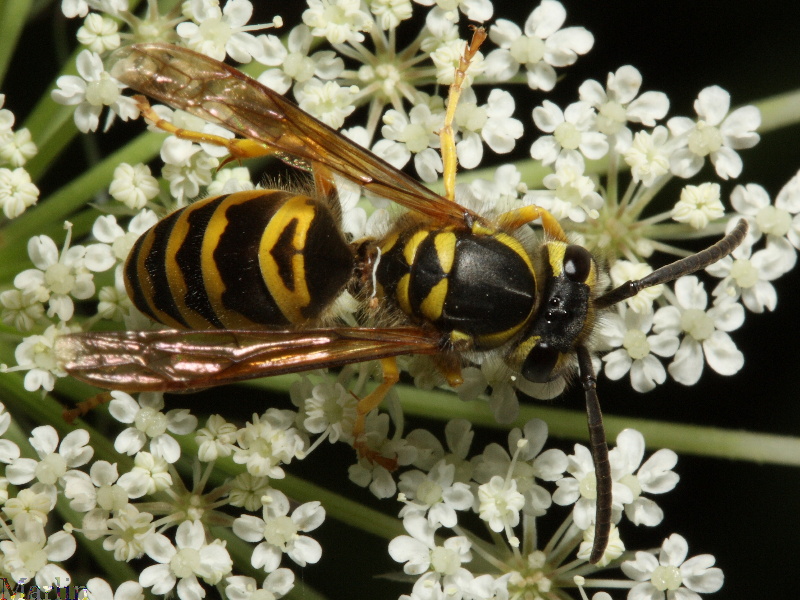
[377,226,537,350]
[125,190,355,329]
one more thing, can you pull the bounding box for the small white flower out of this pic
[624,126,672,187]
[668,85,760,180]
[108,162,160,210]
[370,0,413,30]
[295,378,357,443]
[672,182,725,230]
[302,0,373,44]
[454,88,523,169]
[472,419,567,518]
[3,486,56,526]
[430,37,485,86]
[525,152,602,223]
[177,0,271,63]
[5,424,92,487]
[51,49,139,132]
[160,136,219,203]
[0,519,75,588]
[195,414,239,462]
[376,102,445,182]
[609,429,679,527]
[0,127,38,167]
[76,12,121,53]
[228,473,272,511]
[530,100,608,166]
[116,451,172,498]
[6,323,75,391]
[579,65,669,151]
[600,308,679,393]
[1,288,45,331]
[389,514,472,577]
[14,223,114,321]
[398,459,474,527]
[622,533,723,600]
[225,570,295,600]
[109,391,197,464]
[730,182,798,270]
[233,409,307,478]
[207,165,256,195]
[0,402,21,463]
[233,489,325,572]
[477,474,525,538]
[609,260,664,314]
[256,25,344,94]
[706,240,795,313]
[653,276,745,385]
[484,1,593,90]
[294,78,359,129]
[103,504,156,561]
[552,443,633,531]
[140,520,233,598]
[63,460,128,514]
[0,167,39,218]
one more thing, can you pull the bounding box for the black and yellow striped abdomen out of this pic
[125,190,355,329]
[375,223,537,350]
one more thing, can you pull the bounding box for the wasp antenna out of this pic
[577,346,611,564]
[594,218,749,309]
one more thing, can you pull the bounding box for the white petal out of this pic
[140,564,175,595]
[720,105,761,148]
[630,356,666,392]
[489,19,521,48]
[681,555,724,593]
[288,535,322,566]
[668,338,704,385]
[624,497,664,526]
[660,533,689,566]
[627,91,670,126]
[144,532,176,563]
[710,146,742,180]
[44,530,77,561]
[544,27,594,67]
[694,86,730,125]
[702,331,744,376]
[525,0,565,38]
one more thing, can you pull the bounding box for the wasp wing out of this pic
[57,327,443,392]
[110,43,478,228]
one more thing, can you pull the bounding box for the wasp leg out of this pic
[439,27,487,203]
[352,357,400,470]
[62,391,113,423]
[134,95,276,162]
[496,204,569,243]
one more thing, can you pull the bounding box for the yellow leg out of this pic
[352,358,400,470]
[439,27,487,203]
[497,204,569,242]
[134,95,275,161]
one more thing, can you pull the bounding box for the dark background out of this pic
[4,0,799,598]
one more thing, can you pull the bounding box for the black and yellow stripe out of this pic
[376,224,537,350]
[124,190,355,330]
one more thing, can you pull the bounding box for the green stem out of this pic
[0,0,33,85]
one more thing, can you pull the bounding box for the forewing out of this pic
[57,327,443,392]
[110,43,477,228]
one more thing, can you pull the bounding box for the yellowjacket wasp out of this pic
[56,35,748,564]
